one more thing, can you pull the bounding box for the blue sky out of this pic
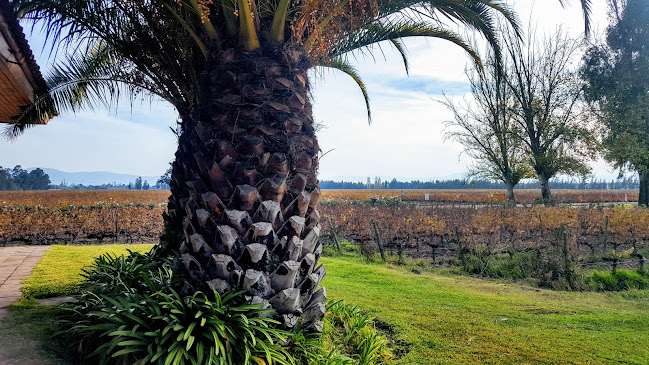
[0,0,620,181]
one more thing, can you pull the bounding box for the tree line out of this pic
[444,0,649,205]
[321,177,640,190]
[0,165,50,190]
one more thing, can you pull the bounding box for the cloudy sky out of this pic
[0,0,617,182]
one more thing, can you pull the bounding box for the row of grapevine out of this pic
[321,189,638,204]
[321,204,649,266]
[0,204,165,245]
[0,189,637,208]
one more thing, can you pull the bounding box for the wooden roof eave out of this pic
[0,0,53,126]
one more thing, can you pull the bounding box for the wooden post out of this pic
[455,225,464,261]
[563,229,570,278]
[372,220,386,262]
[603,215,609,253]
[326,216,341,252]
[431,244,437,264]
[612,241,619,273]
[398,242,403,263]
[114,210,120,243]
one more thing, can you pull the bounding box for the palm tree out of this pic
[10,0,518,331]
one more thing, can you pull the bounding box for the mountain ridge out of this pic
[27,168,161,186]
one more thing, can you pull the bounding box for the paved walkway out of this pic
[0,246,50,308]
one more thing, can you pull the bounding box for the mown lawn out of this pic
[7,245,649,364]
[321,256,649,364]
[22,244,154,298]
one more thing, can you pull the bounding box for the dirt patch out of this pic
[374,318,412,360]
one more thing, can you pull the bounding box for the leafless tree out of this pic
[443,42,532,203]
[505,28,597,204]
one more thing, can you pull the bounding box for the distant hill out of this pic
[28,168,160,186]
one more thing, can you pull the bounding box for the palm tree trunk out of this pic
[639,171,649,207]
[539,173,552,205]
[162,47,325,332]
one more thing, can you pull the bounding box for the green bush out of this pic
[64,248,393,364]
[327,301,392,365]
[289,300,392,365]
[64,250,292,365]
[74,288,290,365]
[588,270,649,291]
[461,252,540,280]
[80,249,171,296]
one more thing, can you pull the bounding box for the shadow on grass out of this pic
[0,299,72,364]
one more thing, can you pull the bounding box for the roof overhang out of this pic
[0,1,50,125]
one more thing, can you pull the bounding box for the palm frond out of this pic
[10,0,525,137]
[389,38,410,75]
[5,42,166,139]
[321,58,372,124]
[14,0,204,110]
[558,0,592,35]
[329,20,482,69]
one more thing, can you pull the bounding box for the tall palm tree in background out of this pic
[10,0,520,331]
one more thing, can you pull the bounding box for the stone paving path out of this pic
[0,246,50,308]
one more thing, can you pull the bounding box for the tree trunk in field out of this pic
[639,171,649,207]
[504,177,515,204]
[162,47,325,332]
[539,173,552,205]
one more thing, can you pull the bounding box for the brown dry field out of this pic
[0,190,169,207]
[0,188,637,207]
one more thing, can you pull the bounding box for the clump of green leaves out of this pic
[71,288,291,365]
[80,249,170,296]
[588,269,649,291]
[326,301,392,365]
[64,250,291,365]
[289,300,392,365]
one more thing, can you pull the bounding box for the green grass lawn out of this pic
[8,245,649,364]
[321,256,649,364]
[22,244,154,298]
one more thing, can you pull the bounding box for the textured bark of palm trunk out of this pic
[162,46,325,332]
[639,172,649,207]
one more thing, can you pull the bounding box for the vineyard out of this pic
[321,203,648,264]
[0,190,168,244]
[0,190,646,264]
[321,189,638,203]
